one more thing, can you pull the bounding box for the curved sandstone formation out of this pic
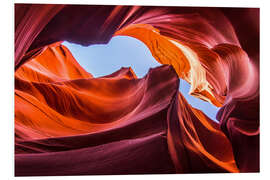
[14,4,259,175]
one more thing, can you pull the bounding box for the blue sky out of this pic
[63,36,219,121]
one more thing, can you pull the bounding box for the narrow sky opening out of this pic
[63,36,219,121]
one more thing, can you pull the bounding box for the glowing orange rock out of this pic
[14,4,259,174]
[15,43,238,175]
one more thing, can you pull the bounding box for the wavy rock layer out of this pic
[14,4,259,174]
[15,44,238,175]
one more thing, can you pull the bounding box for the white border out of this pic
[13,0,261,7]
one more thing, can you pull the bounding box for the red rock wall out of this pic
[14,4,259,175]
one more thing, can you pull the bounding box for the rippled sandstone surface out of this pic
[15,4,259,175]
